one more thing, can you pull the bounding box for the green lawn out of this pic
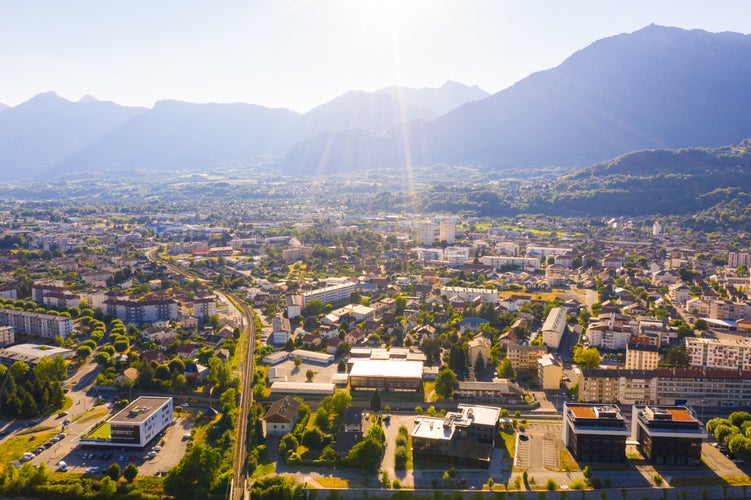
[86,423,111,440]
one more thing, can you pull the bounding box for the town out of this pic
[0,191,750,500]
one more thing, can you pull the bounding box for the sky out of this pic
[1,0,750,112]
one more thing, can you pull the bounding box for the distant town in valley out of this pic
[1,174,751,499]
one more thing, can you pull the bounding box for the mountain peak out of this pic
[78,95,100,103]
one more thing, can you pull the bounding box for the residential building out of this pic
[0,326,14,347]
[541,307,566,349]
[562,403,631,463]
[411,405,500,468]
[192,296,216,319]
[302,282,356,309]
[468,336,491,368]
[271,316,292,346]
[578,369,657,405]
[0,307,73,338]
[587,313,633,350]
[286,294,302,319]
[440,286,499,304]
[625,335,660,371]
[709,299,751,321]
[480,255,541,271]
[728,252,751,269]
[102,296,179,324]
[630,406,706,465]
[507,344,547,372]
[685,337,751,371]
[439,220,456,245]
[262,396,301,437]
[105,397,174,448]
[538,353,563,390]
[454,379,525,403]
[415,221,436,246]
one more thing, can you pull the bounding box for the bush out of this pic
[545,478,558,491]
[394,445,408,470]
[570,479,586,490]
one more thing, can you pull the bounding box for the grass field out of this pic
[315,477,349,488]
[0,430,57,472]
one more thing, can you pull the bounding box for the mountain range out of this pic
[1,24,751,180]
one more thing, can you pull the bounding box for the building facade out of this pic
[562,403,631,463]
[411,405,500,468]
[631,406,706,465]
[0,307,73,338]
[106,397,174,448]
[541,307,566,349]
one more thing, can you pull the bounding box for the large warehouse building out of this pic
[348,359,423,392]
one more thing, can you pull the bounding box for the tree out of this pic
[293,357,302,368]
[123,463,138,482]
[694,319,709,331]
[498,357,515,379]
[105,462,120,481]
[305,369,315,382]
[370,390,381,412]
[304,298,325,317]
[573,346,601,369]
[435,367,459,399]
[663,344,690,368]
[99,476,117,497]
[76,345,92,358]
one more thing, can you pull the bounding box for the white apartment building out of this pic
[0,308,73,339]
[439,220,456,245]
[685,337,751,371]
[480,255,540,271]
[415,221,436,247]
[587,313,634,350]
[525,246,573,258]
[542,307,567,349]
[440,286,499,304]
[301,282,356,308]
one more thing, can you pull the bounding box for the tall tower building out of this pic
[415,221,435,247]
[439,220,456,245]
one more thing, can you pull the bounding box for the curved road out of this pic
[146,246,256,500]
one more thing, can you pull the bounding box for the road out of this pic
[146,245,256,500]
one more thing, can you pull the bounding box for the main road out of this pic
[146,246,256,500]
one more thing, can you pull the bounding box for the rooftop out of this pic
[108,397,172,424]
[349,359,423,379]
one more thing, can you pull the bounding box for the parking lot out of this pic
[29,414,192,477]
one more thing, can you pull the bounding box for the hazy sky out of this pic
[1,0,749,112]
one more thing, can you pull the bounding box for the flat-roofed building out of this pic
[302,282,357,309]
[0,343,74,365]
[507,343,547,372]
[289,349,334,365]
[106,397,173,448]
[562,403,631,463]
[625,335,660,371]
[631,406,707,465]
[541,307,566,349]
[685,337,751,371]
[0,326,14,347]
[439,286,499,304]
[454,379,525,403]
[269,382,336,396]
[0,308,74,339]
[411,405,500,468]
[348,359,423,392]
